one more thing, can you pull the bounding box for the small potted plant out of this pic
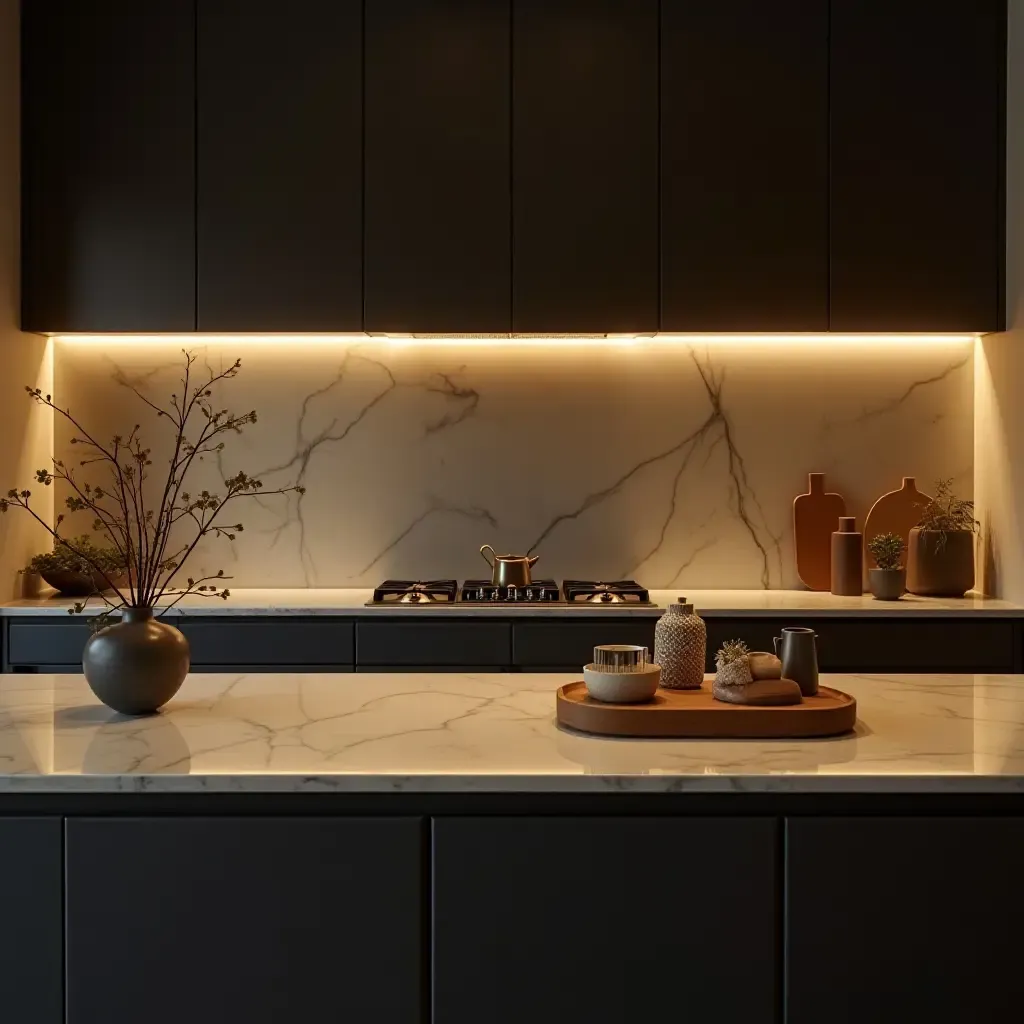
[907,479,979,598]
[866,533,906,600]
[22,535,128,597]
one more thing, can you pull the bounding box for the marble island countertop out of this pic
[1,587,1021,617]
[1,671,1022,793]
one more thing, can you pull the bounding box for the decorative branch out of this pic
[2,352,304,621]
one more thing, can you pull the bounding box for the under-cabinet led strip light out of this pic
[51,333,979,348]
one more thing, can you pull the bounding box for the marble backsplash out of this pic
[46,337,974,590]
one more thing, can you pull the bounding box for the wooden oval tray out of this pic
[556,680,856,739]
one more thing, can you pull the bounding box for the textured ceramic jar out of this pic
[653,598,706,690]
[82,607,190,716]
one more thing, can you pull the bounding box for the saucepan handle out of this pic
[479,544,496,567]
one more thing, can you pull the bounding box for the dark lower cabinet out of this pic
[65,817,423,1024]
[433,817,778,1023]
[0,819,62,1024]
[787,817,1024,1024]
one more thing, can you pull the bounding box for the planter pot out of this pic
[868,567,906,601]
[907,528,975,598]
[82,608,190,716]
[39,569,127,597]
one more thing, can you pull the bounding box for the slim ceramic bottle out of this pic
[831,517,864,596]
[654,597,706,690]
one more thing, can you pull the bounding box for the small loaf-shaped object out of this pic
[748,652,783,680]
[715,678,803,706]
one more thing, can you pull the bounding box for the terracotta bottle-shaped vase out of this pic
[793,473,847,591]
[831,518,864,596]
[654,598,707,690]
[864,477,932,574]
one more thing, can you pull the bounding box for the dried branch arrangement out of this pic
[916,479,979,551]
[1,351,304,624]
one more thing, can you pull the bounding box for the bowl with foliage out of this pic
[907,480,978,598]
[24,535,128,597]
[866,533,905,601]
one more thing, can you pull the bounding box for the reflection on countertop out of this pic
[1,587,1021,617]
[1,671,1023,793]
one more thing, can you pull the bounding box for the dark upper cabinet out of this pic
[21,0,196,332]
[66,817,422,1024]
[197,0,363,331]
[788,817,1024,1024]
[661,1,828,331]
[434,817,777,1023]
[0,819,62,1024]
[364,0,510,334]
[512,0,659,334]
[829,0,1006,332]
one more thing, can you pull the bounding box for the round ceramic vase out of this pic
[654,599,706,690]
[906,529,975,598]
[82,607,190,716]
[868,567,906,601]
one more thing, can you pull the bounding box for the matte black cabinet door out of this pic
[0,819,62,1024]
[22,1,195,332]
[830,1,1005,331]
[66,818,422,1024]
[198,0,363,330]
[434,817,777,1023]
[365,0,510,333]
[512,0,658,334]
[788,817,1024,1024]
[661,1,828,331]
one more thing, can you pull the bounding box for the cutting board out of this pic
[793,473,846,591]
[864,477,931,569]
[556,681,857,739]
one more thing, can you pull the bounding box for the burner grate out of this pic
[563,580,651,604]
[371,580,458,604]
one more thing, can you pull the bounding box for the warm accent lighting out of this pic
[51,333,979,348]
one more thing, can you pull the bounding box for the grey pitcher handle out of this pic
[773,636,782,655]
[479,544,496,567]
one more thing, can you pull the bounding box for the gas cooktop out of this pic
[368,579,652,606]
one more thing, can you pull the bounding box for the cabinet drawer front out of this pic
[7,619,355,667]
[357,621,510,666]
[182,620,354,665]
[513,621,656,668]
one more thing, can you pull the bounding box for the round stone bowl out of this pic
[582,663,661,704]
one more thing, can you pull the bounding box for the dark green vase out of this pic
[82,607,190,716]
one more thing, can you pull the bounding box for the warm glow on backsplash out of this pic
[48,333,975,590]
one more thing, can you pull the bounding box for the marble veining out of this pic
[1,671,1023,792]
[46,339,975,590]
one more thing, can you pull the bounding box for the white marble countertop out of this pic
[1,588,1020,617]
[1,671,1023,793]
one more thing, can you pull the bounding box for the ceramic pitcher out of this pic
[773,627,819,697]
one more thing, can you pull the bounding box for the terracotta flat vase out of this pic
[864,477,932,572]
[793,473,846,591]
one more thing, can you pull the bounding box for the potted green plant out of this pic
[22,535,127,597]
[907,480,979,598]
[1,352,304,715]
[866,533,906,601]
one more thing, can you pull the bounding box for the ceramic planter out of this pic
[907,528,975,598]
[868,567,906,601]
[83,608,190,716]
[39,569,126,597]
